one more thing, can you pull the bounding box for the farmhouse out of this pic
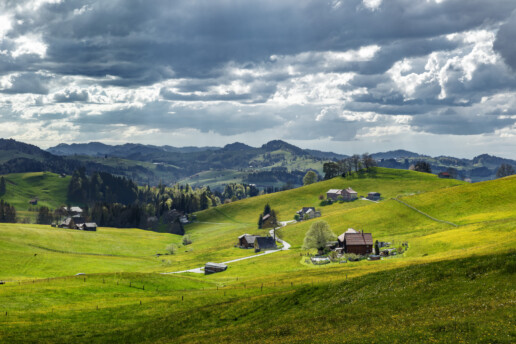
[338,230,373,255]
[438,172,451,179]
[326,189,341,200]
[341,187,358,201]
[238,234,258,248]
[254,237,277,252]
[204,262,227,275]
[295,207,321,221]
[63,206,83,215]
[366,192,381,201]
[59,216,97,231]
[326,188,358,201]
[337,228,359,245]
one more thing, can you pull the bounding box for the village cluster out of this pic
[51,206,98,231]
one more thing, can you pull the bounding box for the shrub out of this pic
[182,235,192,245]
[294,213,300,221]
[165,244,177,255]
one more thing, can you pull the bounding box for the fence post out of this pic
[182,295,184,301]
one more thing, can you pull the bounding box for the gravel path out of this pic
[163,221,293,274]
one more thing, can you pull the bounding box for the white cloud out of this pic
[12,34,47,58]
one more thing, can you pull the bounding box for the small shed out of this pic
[82,223,97,231]
[204,262,227,275]
[254,237,277,252]
[366,192,381,201]
[29,198,38,205]
[438,172,451,179]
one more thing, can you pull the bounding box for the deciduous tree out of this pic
[302,221,335,255]
[303,171,318,185]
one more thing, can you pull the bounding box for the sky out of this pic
[1,0,516,159]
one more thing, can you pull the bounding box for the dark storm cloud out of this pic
[2,0,516,143]
[494,10,516,71]
[5,0,515,81]
[73,101,284,136]
[411,108,516,135]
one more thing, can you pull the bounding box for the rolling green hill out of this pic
[0,168,515,343]
[0,172,71,221]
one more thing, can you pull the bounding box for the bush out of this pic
[294,213,300,221]
[346,253,361,261]
[165,244,177,255]
[182,235,192,245]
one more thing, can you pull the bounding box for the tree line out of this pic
[323,153,377,179]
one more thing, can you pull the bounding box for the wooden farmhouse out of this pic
[326,189,341,201]
[295,207,321,220]
[238,234,258,249]
[338,229,373,255]
[326,188,358,201]
[341,187,358,201]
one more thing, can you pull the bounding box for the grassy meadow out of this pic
[0,171,70,221]
[0,168,515,343]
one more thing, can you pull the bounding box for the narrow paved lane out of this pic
[163,221,293,274]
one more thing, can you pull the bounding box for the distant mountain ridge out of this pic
[48,142,220,157]
[1,138,515,187]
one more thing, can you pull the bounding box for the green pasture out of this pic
[0,168,515,343]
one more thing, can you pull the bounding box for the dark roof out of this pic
[255,237,277,249]
[205,262,227,269]
[239,234,258,244]
[343,187,357,195]
[368,192,380,196]
[344,233,373,246]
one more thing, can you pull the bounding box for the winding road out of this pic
[163,220,294,274]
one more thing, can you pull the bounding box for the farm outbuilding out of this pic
[366,192,381,201]
[238,234,258,248]
[254,237,277,252]
[204,262,227,275]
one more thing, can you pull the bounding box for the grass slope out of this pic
[0,172,70,221]
[0,168,515,343]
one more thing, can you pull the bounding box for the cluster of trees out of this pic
[36,206,54,225]
[258,203,278,229]
[245,170,307,186]
[496,164,515,178]
[412,161,432,173]
[65,169,224,230]
[323,154,377,179]
[0,176,5,196]
[68,168,139,205]
[0,200,16,223]
[220,183,259,202]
